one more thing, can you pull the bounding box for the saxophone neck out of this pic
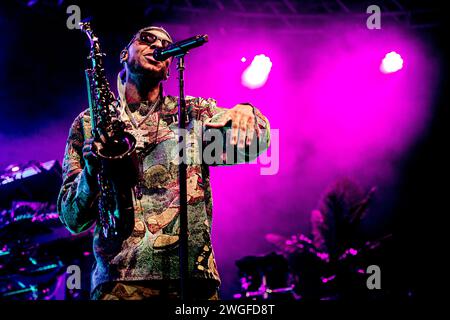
[80,22,104,62]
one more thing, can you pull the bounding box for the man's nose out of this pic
[150,39,164,49]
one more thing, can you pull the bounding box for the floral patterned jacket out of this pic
[57,95,270,294]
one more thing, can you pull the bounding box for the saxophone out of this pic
[80,22,138,239]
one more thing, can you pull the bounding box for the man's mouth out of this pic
[144,53,159,63]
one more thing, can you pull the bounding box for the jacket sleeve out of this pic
[191,97,270,166]
[57,112,99,234]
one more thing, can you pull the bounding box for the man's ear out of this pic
[120,49,129,64]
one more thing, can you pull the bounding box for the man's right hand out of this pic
[82,138,101,178]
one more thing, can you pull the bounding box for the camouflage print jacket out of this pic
[57,95,270,295]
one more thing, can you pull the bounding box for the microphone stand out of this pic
[176,55,189,301]
[159,35,207,302]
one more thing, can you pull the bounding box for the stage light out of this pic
[241,54,272,89]
[241,57,247,63]
[380,51,403,74]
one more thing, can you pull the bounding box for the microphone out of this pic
[153,34,208,61]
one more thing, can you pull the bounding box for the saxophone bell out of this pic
[96,130,137,160]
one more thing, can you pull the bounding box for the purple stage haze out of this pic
[162,22,438,297]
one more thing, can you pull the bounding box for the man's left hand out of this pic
[205,104,260,149]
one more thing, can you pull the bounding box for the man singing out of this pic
[57,25,270,300]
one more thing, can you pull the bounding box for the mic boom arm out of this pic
[153,34,208,61]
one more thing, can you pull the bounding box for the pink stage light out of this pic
[241,54,272,89]
[380,51,404,74]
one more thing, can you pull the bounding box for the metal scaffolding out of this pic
[15,0,441,33]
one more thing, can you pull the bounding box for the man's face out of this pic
[125,29,172,80]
